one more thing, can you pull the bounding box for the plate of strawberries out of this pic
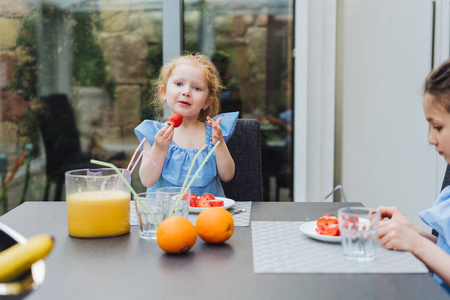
[189,193,235,214]
[299,214,341,243]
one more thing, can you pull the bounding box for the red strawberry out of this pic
[209,200,224,207]
[199,193,215,201]
[316,223,340,236]
[317,215,338,227]
[196,193,215,208]
[197,198,211,208]
[167,114,183,127]
[189,194,198,207]
[316,214,340,236]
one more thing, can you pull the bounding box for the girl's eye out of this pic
[175,82,182,86]
[435,126,443,131]
[193,86,201,91]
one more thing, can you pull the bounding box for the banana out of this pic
[0,234,54,282]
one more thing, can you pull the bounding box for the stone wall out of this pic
[0,1,28,155]
[229,9,268,114]
[96,9,162,140]
[1,1,273,152]
[0,1,283,207]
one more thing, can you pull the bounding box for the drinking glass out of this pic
[338,207,381,262]
[156,187,190,218]
[134,192,170,240]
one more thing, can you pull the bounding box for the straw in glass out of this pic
[183,141,220,194]
[324,185,352,212]
[127,138,146,170]
[116,139,156,189]
[324,185,364,254]
[142,151,156,165]
[170,142,220,216]
[181,145,206,194]
[169,145,206,215]
[128,138,156,171]
[130,150,156,175]
[90,159,157,225]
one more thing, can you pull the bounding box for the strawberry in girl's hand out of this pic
[167,114,183,127]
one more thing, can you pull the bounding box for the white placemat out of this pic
[130,201,251,227]
[252,221,429,274]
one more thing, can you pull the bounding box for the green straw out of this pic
[181,144,206,195]
[90,159,157,225]
[184,141,220,193]
[171,145,206,216]
[170,142,220,216]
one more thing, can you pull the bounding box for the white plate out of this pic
[189,197,235,214]
[299,221,341,243]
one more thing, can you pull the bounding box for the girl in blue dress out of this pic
[134,53,238,197]
[377,58,450,293]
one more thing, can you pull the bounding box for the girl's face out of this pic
[423,93,450,164]
[161,63,212,119]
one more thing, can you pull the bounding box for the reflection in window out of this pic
[184,0,294,201]
[0,1,163,210]
[0,0,294,211]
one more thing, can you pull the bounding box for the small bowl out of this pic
[0,223,46,297]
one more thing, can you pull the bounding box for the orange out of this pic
[156,217,197,254]
[196,208,234,244]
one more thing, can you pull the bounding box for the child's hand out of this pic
[207,117,224,145]
[207,116,235,182]
[378,218,422,252]
[377,206,416,229]
[153,124,174,150]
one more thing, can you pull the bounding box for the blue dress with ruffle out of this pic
[419,185,450,294]
[134,111,239,197]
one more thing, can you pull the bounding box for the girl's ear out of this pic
[202,96,213,110]
[160,85,166,100]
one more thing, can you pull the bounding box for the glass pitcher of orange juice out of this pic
[65,168,131,238]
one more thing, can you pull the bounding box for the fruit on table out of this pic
[199,193,215,201]
[340,215,359,229]
[198,193,215,207]
[156,216,197,254]
[209,199,224,207]
[190,193,224,208]
[189,194,198,207]
[167,114,183,127]
[0,234,54,282]
[316,214,340,236]
[196,208,234,244]
[196,197,211,208]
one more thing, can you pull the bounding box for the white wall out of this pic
[335,0,449,229]
[293,0,336,203]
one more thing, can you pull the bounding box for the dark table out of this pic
[0,201,448,299]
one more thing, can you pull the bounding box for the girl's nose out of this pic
[182,87,190,97]
[428,132,437,145]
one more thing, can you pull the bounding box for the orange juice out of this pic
[67,190,130,238]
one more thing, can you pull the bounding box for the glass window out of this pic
[0,0,163,210]
[0,0,293,213]
[184,0,294,201]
